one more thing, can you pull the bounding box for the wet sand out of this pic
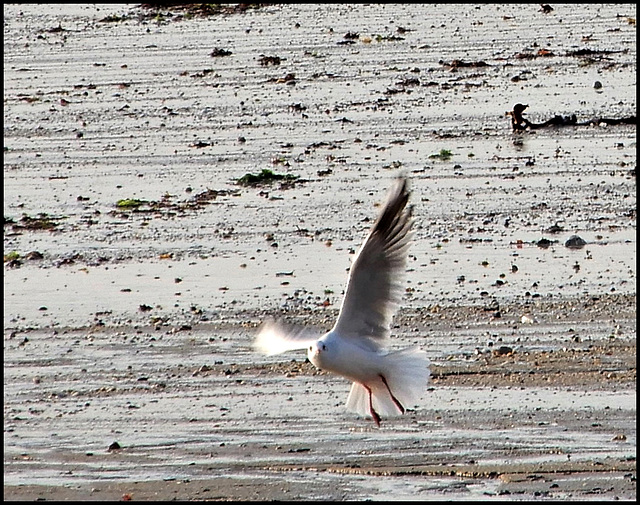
[3,3,636,501]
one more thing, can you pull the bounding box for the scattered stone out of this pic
[546,223,564,234]
[211,48,232,57]
[565,235,587,249]
[493,346,514,356]
[258,55,281,66]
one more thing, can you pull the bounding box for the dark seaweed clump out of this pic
[236,169,299,186]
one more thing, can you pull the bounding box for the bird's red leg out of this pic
[379,374,405,414]
[363,384,381,427]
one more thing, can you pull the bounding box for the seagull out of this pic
[254,177,430,427]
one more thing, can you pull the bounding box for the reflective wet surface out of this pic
[4,3,636,500]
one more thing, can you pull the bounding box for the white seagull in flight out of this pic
[254,177,430,427]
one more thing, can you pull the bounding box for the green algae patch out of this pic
[116,198,148,209]
[236,169,299,187]
[428,149,453,161]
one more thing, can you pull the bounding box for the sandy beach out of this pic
[4,3,636,500]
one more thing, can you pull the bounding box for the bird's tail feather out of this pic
[345,346,430,418]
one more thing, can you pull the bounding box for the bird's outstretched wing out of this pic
[253,318,319,356]
[331,177,413,350]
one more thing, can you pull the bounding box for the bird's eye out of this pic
[322,344,327,351]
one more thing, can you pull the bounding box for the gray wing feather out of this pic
[331,177,413,350]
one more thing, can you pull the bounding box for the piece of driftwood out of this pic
[508,103,636,132]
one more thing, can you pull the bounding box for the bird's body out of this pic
[254,177,430,426]
[309,333,429,426]
[309,332,386,385]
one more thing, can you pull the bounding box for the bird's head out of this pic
[307,340,328,367]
